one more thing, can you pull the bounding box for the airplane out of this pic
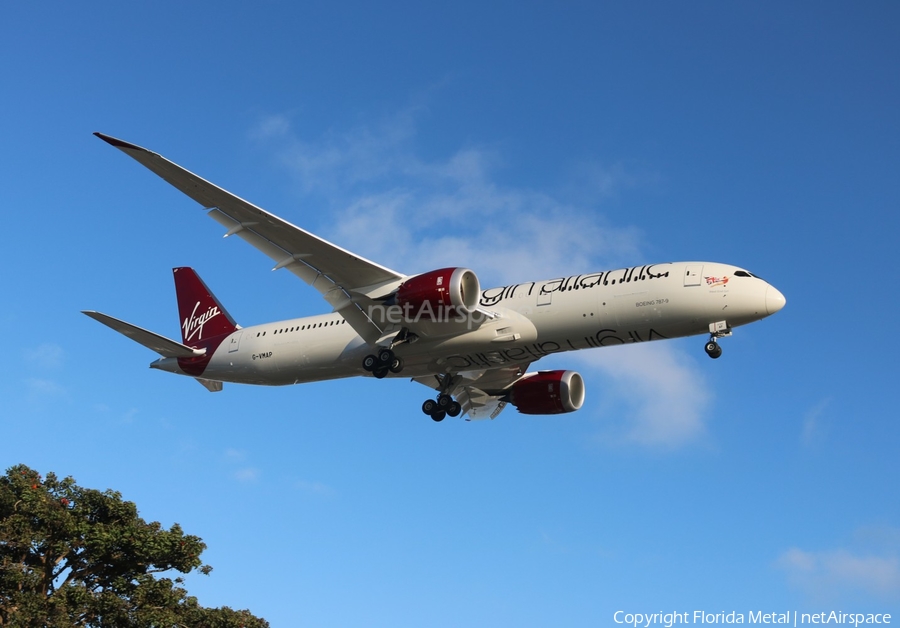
[85,132,786,421]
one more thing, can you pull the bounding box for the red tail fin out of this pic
[173,267,238,345]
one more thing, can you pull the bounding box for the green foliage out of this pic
[0,465,268,627]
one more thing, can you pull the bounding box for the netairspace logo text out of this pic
[613,610,892,628]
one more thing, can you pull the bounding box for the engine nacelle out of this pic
[507,370,585,415]
[395,267,481,316]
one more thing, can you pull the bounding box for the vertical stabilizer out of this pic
[173,267,239,345]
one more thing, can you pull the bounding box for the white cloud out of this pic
[267,106,421,196]
[777,547,900,601]
[233,467,261,483]
[223,449,259,483]
[329,187,642,286]
[296,479,335,497]
[578,342,711,447]
[24,343,64,369]
[801,397,831,447]
[25,377,66,399]
[224,448,246,462]
[777,526,900,602]
[251,108,710,448]
[249,113,292,141]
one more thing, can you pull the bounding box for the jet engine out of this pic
[506,370,585,415]
[395,267,481,316]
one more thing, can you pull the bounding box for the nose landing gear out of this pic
[704,320,730,359]
[704,339,723,359]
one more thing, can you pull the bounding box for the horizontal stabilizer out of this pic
[82,310,205,358]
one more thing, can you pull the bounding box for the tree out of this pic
[0,465,268,627]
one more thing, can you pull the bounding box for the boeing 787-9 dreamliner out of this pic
[85,133,786,421]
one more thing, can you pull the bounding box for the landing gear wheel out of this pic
[423,398,451,421]
[437,394,453,409]
[704,340,723,359]
[389,357,404,374]
[377,348,394,365]
[362,355,377,371]
[372,366,389,379]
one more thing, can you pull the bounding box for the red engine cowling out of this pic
[507,370,585,415]
[395,267,481,315]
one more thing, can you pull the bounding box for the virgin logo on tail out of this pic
[183,301,221,342]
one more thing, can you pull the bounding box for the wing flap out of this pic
[456,387,507,421]
[82,310,204,359]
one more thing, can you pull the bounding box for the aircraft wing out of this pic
[82,310,205,358]
[94,133,405,344]
[413,363,531,420]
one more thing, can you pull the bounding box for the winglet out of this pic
[93,132,148,152]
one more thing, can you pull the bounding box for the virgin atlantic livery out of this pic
[85,133,786,421]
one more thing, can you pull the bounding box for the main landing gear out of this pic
[421,394,462,422]
[362,348,404,379]
[421,374,462,422]
[362,329,415,378]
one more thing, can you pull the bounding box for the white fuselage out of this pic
[151,262,784,386]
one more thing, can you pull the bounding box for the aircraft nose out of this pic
[765,285,786,315]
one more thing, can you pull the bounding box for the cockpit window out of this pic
[734,270,763,279]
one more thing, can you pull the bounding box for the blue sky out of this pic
[2,2,899,625]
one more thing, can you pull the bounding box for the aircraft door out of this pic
[537,278,563,307]
[227,331,243,353]
[683,265,703,287]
